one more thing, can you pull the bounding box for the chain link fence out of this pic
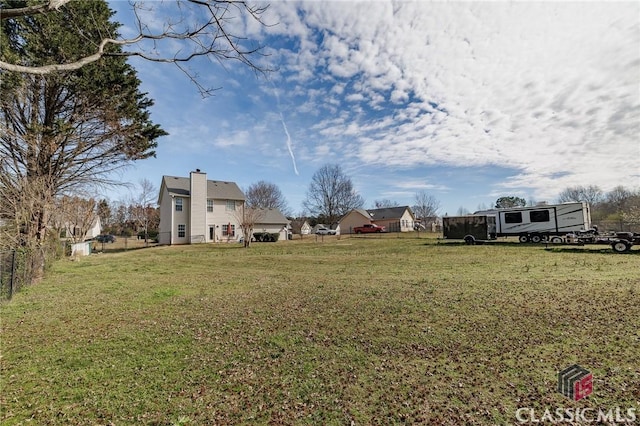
[0,250,27,301]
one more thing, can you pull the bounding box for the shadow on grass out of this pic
[432,240,529,247]
[92,244,161,254]
[432,240,640,255]
[544,247,640,255]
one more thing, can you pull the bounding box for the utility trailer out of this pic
[442,215,497,244]
[566,231,640,253]
[475,202,591,243]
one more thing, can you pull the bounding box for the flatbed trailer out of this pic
[566,231,640,253]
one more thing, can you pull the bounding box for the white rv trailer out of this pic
[475,202,591,243]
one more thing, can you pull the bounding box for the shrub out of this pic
[252,232,279,242]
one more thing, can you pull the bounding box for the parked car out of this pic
[315,226,336,235]
[353,224,385,234]
[95,234,116,243]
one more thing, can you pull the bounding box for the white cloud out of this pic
[394,180,450,192]
[261,1,639,197]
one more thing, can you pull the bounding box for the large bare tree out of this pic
[0,0,270,96]
[303,164,364,226]
[557,185,604,205]
[244,180,290,215]
[128,178,157,243]
[412,191,440,221]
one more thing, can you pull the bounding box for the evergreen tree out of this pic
[0,0,166,281]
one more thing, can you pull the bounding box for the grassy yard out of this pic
[1,235,639,425]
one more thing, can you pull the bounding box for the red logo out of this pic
[574,372,593,401]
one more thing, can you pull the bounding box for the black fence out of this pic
[0,250,26,301]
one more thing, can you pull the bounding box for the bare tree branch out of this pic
[0,0,72,20]
[1,0,272,96]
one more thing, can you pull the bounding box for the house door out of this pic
[209,226,215,242]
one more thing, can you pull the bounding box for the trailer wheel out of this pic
[550,236,563,244]
[518,235,530,243]
[464,235,476,245]
[531,234,542,243]
[612,240,631,253]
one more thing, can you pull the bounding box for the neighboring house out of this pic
[338,209,373,234]
[60,216,101,241]
[339,206,416,233]
[290,219,312,235]
[85,217,102,240]
[368,206,416,232]
[158,170,246,245]
[253,208,291,241]
[300,221,312,235]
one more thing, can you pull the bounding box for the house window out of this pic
[222,224,235,237]
[207,199,213,212]
[178,224,186,238]
[504,212,522,223]
[175,197,183,212]
[226,200,235,211]
[530,210,550,222]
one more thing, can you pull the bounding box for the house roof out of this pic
[254,208,289,225]
[160,176,245,201]
[367,206,415,220]
[338,209,371,224]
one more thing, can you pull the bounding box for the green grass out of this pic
[1,235,639,425]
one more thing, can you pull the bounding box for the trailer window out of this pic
[530,210,550,222]
[504,212,522,223]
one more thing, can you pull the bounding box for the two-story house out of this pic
[158,170,246,245]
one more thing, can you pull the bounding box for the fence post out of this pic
[9,250,17,300]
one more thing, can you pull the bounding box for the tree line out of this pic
[556,185,640,231]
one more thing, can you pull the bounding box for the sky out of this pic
[104,1,640,216]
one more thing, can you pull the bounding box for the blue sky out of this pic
[104,1,640,216]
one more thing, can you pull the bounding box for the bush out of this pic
[252,232,279,242]
[137,230,159,240]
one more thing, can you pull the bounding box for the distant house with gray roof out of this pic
[252,208,291,241]
[367,206,416,232]
[339,206,416,233]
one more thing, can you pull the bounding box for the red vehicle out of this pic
[353,224,385,234]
